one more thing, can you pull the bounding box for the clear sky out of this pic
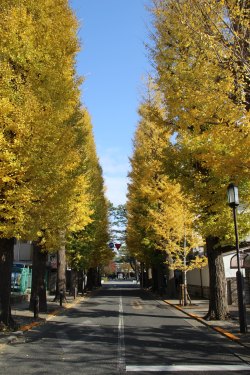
[69,0,153,206]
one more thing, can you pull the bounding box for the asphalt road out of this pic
[0,281,250,374]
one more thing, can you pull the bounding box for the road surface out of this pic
[0,281,250,374]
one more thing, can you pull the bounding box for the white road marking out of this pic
[117,295,126,372]
[82,319,93,325]
[132,300,143,310]
[126,364,250,372]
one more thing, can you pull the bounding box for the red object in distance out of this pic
[115,243,121,250]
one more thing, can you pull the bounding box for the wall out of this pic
[187,267,210,298]
[14,240,32,263]
[187,251,250,303]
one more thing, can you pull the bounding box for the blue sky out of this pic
[70,0,153,206]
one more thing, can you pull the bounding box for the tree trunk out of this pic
[86,267,100,290]
[140,262,147,289]
[204,236,230,320]
[150,250,168,295]
[165,254,176,298]
[86,268,94,290]
[0,238,15,328]
[77,271,83,294]
[30,242,48,313]
[151,264,158,291]
[144,266,150,288]
[157,262,164,296]
[70,268,78,296]
[96,267,102,287]
[93,268,100,287]
[54,245,66,302]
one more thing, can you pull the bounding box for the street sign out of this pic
[109,242,114,249]
[115,243,121,250]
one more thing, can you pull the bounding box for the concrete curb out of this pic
[163,299,248,348]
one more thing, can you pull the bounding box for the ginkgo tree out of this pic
[66,109,112,291]
[127,86,171,291]
[0,0,93,326]
[164,210,207,305]
[30,106,94,308]
[150,0,250,319]
[127,84,207,296]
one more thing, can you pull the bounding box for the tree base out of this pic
[203,310,231,321]
[0,313,18,330]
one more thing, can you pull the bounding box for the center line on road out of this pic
[118,295,126,372]
[126,364,250,372]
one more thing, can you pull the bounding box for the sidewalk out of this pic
[163,298,250,350]
[0,293,86,347]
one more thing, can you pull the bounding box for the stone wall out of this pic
[188,276,250,304]
[187,284,210,299]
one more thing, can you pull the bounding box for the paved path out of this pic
[0,281,250,374]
